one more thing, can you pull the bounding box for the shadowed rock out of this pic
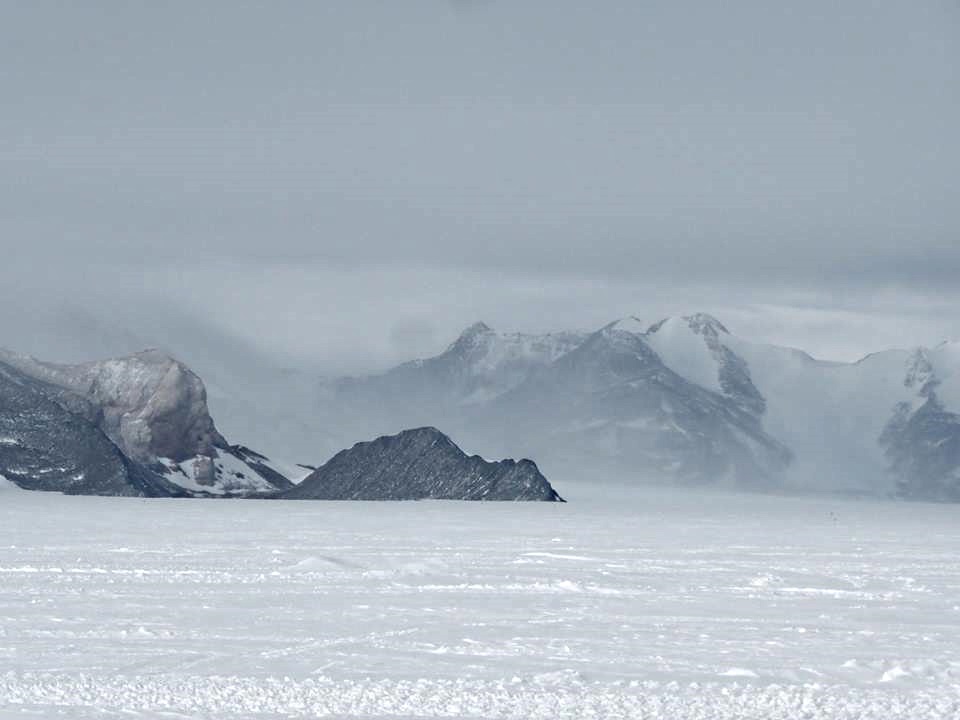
[0,348,291,496]
[881,349,960,501]
[0,348,225,463]
[0,359,183,496]
[282,427,563,501]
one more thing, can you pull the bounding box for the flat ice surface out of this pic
[2,485,960,718]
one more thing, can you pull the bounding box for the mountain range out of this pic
[3,310,958,502]
[0,348,561,501]
[319,313,960,500]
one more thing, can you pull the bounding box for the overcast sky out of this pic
[1,2,957,370]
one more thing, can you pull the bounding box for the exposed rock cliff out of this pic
[0,348,290,496]
[0,349,225,462]
[0,358,183,496]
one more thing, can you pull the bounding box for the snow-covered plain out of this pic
[2,484,960,719]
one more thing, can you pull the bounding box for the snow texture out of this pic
[646,315,725,393]
[1,486,959,718]
[158,452,275,496]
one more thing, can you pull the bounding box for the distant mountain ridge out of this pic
[5,312,959,502]
[319,314,960,500]
[340,321,586,405]
[322,323,587,449]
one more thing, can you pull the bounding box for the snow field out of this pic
[1,484,959,718]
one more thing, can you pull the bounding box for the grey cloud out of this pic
[1,2,957,369]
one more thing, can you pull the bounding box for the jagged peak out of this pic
[684,313,729,335]
[395,426,462,450]
[351,425,450,444]
[396,425,448,441]
[644,313,729,341]
[459,321,494,338]
[602,316,647,336]
[445,322,495,353]
[904,347,937,396]
[129,347,176,361]
[345,426,462,459]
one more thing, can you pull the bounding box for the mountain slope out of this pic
[643,314,960,496]
[282,427,562,501]
[645,313,766,417]
[317,315,960,500]
[0,358,183,496]
[321,324,586,447]
[0,348,292,496]
[880,346,960,500]
[483,319,791,484]
[0,349,225,462]
[643,315,960,498]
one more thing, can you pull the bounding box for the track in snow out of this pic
[1,483,959,718]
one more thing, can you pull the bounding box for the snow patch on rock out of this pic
[158,449,281,496]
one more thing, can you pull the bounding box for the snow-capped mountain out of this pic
[479,316,791,485]
[641,316,960,497]
[322,323,587,449]
[0,348,293,497]
[7,315,956,501]
[336,321,586,404]
[880,344,960,500]
[316,315,960,500]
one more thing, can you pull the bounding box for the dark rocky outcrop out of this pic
[881,349,960,501]
[0,349,226,463]
[0,359,183,496]
[282,427,563,501]
[0,349,290,496]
